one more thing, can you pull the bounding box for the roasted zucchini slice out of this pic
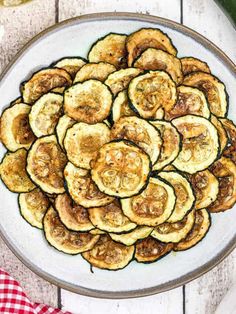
[188,170,219,210]
[53,57,87,78]
[88,199,136,233]
[64,122,111,169]
[183,72,228,117]
[0,103,36,151]
[151,210,195,243]
[54,193,94,232]
[91,140,151,198]
[0,149,35,193]
[111,116,162,165]
[105,68,142,96]
[121,177,176,226]
[128,71,177,119]
[88,33,127,69]
[74,62,116,83]
[64,79,113,124]
[135,237,173,263]
[165,86,210,120]
[29,93,63,137]
[150,121,181,171]
[21,68,72,104]
[44,207,99,255]
[56,115,76,150]
[172,115,219,174]
[208,157,236,213]
[126,28,177,67]
[174,209,211,251]
[82,235,134,270]
[110,226,153,246]
[220,118,236,147]
[18,188,50,229]
[26,135,67,194]
[181,57,211,76]
[64,162,114,207]
[158,171,195,222]
[210,115,228,153]
[133,48,183,85]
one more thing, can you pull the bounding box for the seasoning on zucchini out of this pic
[88,33,127,69]
[26,135,67,194]
[64,122,111,169]
[64,79,113,124]
[221,118,236,163]
[174,209,211,251]
[183,72,228,117]
[111,116,162,165]
[121,177,176,226]
[210,115,228,153]
[64,162,114,207]
[43,207,99,255]
[74,62,116,83]
[180,57,211,76]
[19,188,50,229]
[91,140,151,198]
[82,235,135,270]
[128,71,177,119]
[21,68,72,104]
[56,115,76,150]
[172,115,219,174]
[0,103,36,151]
[110,226,153,246]
[126,28,177,67]
[133,48,183,85]
[0,149,35,193]
[53,57,87,78]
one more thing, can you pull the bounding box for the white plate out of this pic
[0,13,236,299]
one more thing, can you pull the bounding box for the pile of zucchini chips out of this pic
[1,28,236,271]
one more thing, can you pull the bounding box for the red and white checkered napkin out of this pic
[0,268,72,314]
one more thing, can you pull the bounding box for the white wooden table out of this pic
[0,1,236,313]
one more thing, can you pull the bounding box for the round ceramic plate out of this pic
[0,13,236,299]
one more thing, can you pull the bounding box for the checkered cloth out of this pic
[0,269,72,314]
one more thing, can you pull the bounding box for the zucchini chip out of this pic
[133,48,183,85]
[74,62,116,83]
[174,209,211,251]
[183,72,228,117]
[111,116,162,165]
[158,171,195,222]
[188,170,219,210]
[44,207,99,255]
[88,199,136,233]
[53,57,87,78]
[54,193,94,232]
[105,68,142,96]
[0,149,35,193]
[82,235,134,270]
[221,118,236,162]
[64,122,111,169]
[0,103,36,151]
[56,115,76,150]
[151,210,195,243]
[19,188,50,229]
[121,177,176,226]
[64,79,113,124]
[165,86,210,120]
[150,121,181,171]
[208,157,236,213]
[128,71,177,119]
[64,162,114,207]
[88,33,127,69]
[110,226,153,246]
[126,28,177,67]
[91,140,151,198]
[90,229,106,235]
[26,135,67,194]
[181,57,211,76]
[210,115,228,153]
[135,237,173,263]
[29,93,63,137]
[22,68,72,104]
[172,115,219,174]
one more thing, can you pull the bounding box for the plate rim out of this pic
[0,12,236,299]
